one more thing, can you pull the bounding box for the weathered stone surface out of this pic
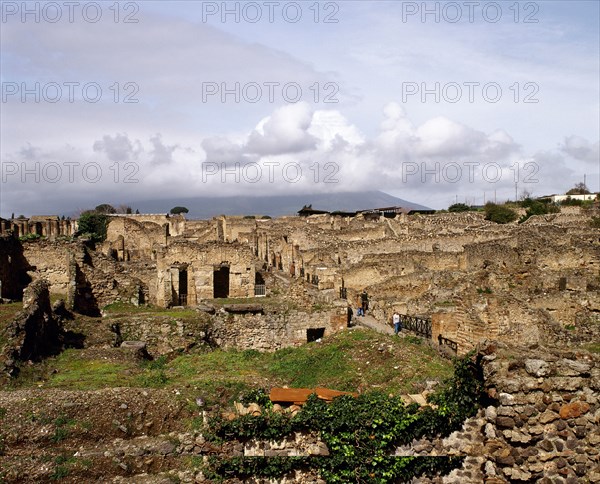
[539,410,560,424]
[525,359,551,377]
[496,416,516,429]
[546,377,586,392]
[555,358,592,376]
[559,401,590,419]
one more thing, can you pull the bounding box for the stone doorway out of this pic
[307,327,325,342]
[213,264,230,298]
[254,272,265,297]
[179,269,188,305]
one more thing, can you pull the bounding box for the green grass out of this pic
[102,301,198,318]
[0,301,23,347]
[211,296,299,311]
[583,343,600,354]
[43,349,138,389]
[14,329,452,404]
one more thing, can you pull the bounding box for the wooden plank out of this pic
[269,387,357,405]
[315,387,358,400]
[269,387,314,404]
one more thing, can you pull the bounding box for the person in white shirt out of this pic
[393,312,401,335]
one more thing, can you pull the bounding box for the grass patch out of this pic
[583,343,600,354]
[0,301,23,347]
[268,341,352,389]
[102,301,199,319]
[44,349,138,390]
[11,328,452,403]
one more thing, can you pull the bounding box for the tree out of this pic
[170,206,189,215]
[95,204,116,214]
[566,182,590,195]
[77,211,109,242]
[484,203,518,224]
[135,209,140,214]
[448,203,470,213]
[11,213,14,219]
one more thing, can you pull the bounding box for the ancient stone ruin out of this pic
[0,205,599,482]
[1,279,63,377]
[2,206,598,354]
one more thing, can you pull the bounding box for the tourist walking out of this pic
[392,311,401,335]
[361,289,369,315]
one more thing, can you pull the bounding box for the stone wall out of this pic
[210,307,348,351]
[114,313,213,356]
[155,241,257,306]
[22,240,73,295]
[69,249,149,315]
[103,216,167,261]
[168,343,600,483]
[399,343,600,483]
[476,343,600,482]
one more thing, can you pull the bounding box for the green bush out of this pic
[448,203,471,213]
[77,211,109,242]
[484,203,517,224]
[205,353,483,483]
[19,233,42,241]
[519,201,560,223]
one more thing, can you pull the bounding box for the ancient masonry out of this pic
[194,343,600,483]
[1,206,599,352]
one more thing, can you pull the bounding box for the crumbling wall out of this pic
[68,248,149,315]
[103,216,167,261]
[209,307,347,351]
[1,279,62,377]
[394,343,600,483]
[21,239,73,295]
[156,241,257,306]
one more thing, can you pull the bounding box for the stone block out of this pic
[525,359,551,377]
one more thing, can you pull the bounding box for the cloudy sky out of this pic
[1,0,599,216]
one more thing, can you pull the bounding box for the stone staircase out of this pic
[354,313,393,335]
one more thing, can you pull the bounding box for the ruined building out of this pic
[1,206,599,353]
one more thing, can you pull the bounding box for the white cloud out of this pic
[93,133,140,162]
[246,103,317,156]
[1,2,598,215]
[149,134,178,165]
[560,135,600,164]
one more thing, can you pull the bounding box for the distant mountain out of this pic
[133,191,433,219]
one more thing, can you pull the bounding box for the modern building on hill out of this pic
[538,193,598,203]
